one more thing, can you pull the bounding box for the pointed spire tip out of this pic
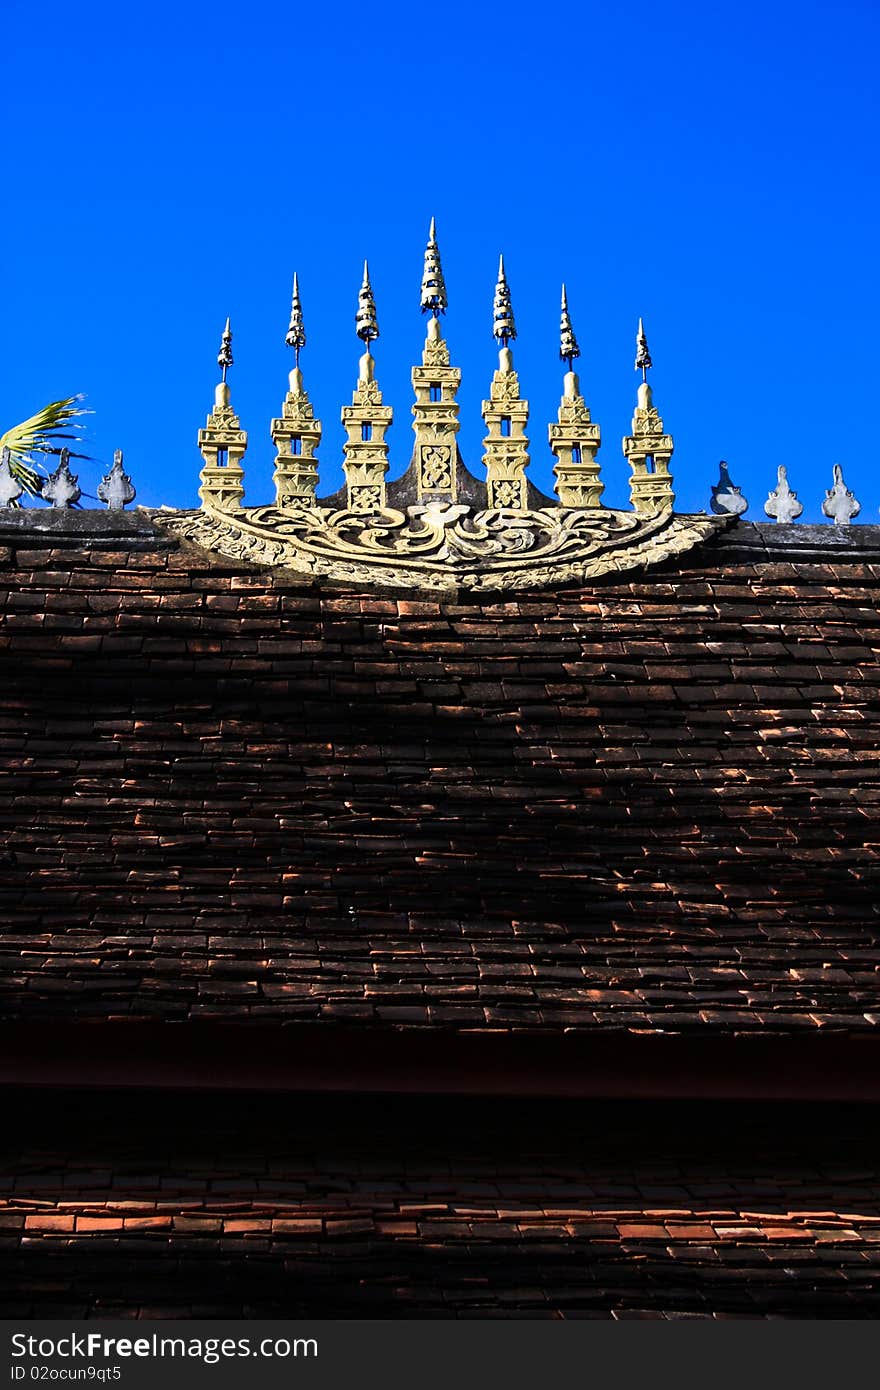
[286,272,306,357]
[356,261,380,345]
[559,285,580,364]
[217,318,234,377]
[635,317,652,376]
[492,256,516,345]
[420,218,448,315]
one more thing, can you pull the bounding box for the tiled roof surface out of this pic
[4,1092,880,1318]
[0,515,878,1033]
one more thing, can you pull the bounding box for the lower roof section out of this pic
[3,1088,880,1318]
[4,1022,880,1100]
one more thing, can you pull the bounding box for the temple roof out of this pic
[1,514,878,1040]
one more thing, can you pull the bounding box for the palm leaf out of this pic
[0,396,90,496]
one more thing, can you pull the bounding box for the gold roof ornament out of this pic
[198,319,247,512]
[272,274,322,511]
[342,265,392,512]
[411,223,462,503]
[285,273,307,366]
[559,284,580,369]
[482,256,529,509]
[420,217,448,318]
[549,285,602,508]
[166,236,728,587]
[355,261,380,345]
[622,317,674,514]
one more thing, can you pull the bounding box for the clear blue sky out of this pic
[4,0,878,520]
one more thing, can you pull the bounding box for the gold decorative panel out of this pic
[157,502,725,593]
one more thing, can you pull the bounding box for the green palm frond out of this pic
[0,396,90,496]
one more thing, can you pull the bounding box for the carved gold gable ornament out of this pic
[157,231,726,590]
[159,503,721,592]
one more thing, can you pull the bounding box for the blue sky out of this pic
[3,0,878,520]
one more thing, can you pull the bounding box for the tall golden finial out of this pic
[559,284,580,371]
[217,317,234,383]
[412,218,460,502]
[492,255,516,346]
[482,256,529,509]
[343,262,392,512]
[622,318,674,514]
[355,260,380,346]
[635,316,652,381]
[272,273,322,511]
[420,217,448,318]
[198,319,247,512]
[549,285,602,508]
[285,273,306,367]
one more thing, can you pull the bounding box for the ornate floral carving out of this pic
[349,485,383,513]
[156,502,727,593]
[420,445,453,490]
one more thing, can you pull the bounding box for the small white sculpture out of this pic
[0,447,23,508]
[710,460,748,517]
[764,465,803,524]
[821,464,860,525]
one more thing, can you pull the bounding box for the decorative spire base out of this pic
[622,380,674,514]
[272,367,322,510]
[198,381,247,511]
[411,316,462,502]
[549,370,603,508]
[341,352,393,512]
[482,347,530,510]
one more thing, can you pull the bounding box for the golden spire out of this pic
[217,317,234,383]
[355,260,380,346]
[420,217,448,317]
[285,273,306,366]
[559,284,580,370]
[411,223,461,502]
[482,257,529,509]
[198,320,247,512]
[492,255,516,345]
[622,318,674,514]
[549,286,602,508]
[635,316,652,380]
[272,274,322,511]
[342,263,392,512]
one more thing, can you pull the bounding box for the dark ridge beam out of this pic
[2,1023,880,1100]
